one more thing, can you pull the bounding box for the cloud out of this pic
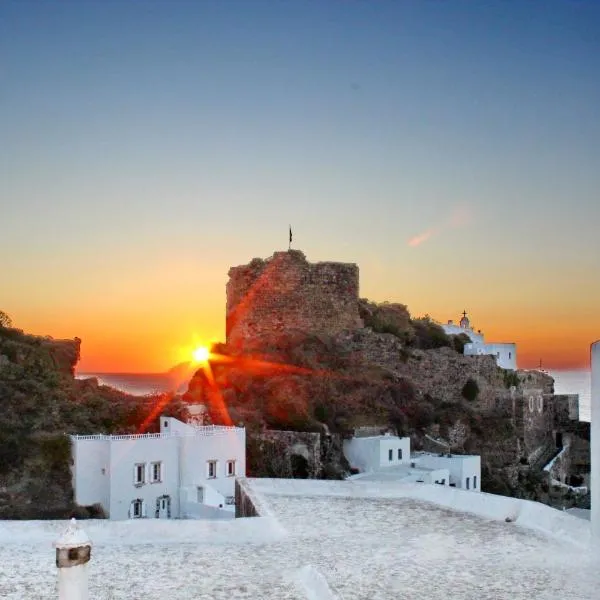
[407,228,438,247]
[407,205,472,248]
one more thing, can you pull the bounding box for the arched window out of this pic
[528,396,534,412]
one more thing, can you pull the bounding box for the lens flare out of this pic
[192,346,210,363]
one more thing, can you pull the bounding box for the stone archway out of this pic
[290,454,309,478]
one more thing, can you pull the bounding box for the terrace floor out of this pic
[0,480,597,599]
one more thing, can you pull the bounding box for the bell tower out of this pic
[459,310,470,330]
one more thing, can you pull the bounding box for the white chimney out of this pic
[591,341,600,541]
[54,518,92,600]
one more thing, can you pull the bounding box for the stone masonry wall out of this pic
[257,430,322,479]
[520,393,555,465]
[226,250,362,347]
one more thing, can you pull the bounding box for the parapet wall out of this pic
[226,250,362,346]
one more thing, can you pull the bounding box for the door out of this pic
[157,495,171,519]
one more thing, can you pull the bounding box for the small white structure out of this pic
[343,433,480,491]
[442,311,517,370]
[54,518,91,600]
[343,433,410,472]
[350,464,450,486]
[71,414,246,520]
[591,341,600,540]
[412,452,481,491]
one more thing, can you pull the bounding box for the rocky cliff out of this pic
[0,324,187,519]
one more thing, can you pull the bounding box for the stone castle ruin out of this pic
[221,248,590,507]
[226,249,363,348]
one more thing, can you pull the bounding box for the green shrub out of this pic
[409,316,452,350]
[451,333,471,354]
[503,370,520,389]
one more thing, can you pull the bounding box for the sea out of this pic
[76,369,592,423]
[76,372,185,397]
[548,369,591,423]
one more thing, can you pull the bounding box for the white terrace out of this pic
[1,477,598,600]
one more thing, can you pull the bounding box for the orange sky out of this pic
[5,243,597,373]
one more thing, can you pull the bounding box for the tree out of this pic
[0,310,12,328]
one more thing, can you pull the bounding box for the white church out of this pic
[442,310,517,370]
[70,411,246,520]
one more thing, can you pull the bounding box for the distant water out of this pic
[548,369,591,422]
[77,369,592,422]
[76,372,180,396]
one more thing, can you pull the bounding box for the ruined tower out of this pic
[225,249,363,348]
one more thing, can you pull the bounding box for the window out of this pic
[226,460,236,477]
[197,486,204,503]
[207,460,217,478]
[134,463,145,486]
[388,449,393,461]
[397,448,402,460]
[473,476,477,489]
[508,352,512,359]
[150,461,162,483]
[131,499,143,518]
[466,477,470,490]
[163,420,168,428]
[441,479,445,485]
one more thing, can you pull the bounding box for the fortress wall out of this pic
[226,250,362,346]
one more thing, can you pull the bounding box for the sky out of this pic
[1,1,599,372]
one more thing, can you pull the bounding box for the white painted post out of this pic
[592,342,600,541]
[53,518,92,600]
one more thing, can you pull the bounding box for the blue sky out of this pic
[1,1,599,370]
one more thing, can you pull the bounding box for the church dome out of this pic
[459,310,470,329]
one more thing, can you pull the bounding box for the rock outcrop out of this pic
[0,325,187,519]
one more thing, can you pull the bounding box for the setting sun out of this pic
[192,346,210,363]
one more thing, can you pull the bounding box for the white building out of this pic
[412,452,481,491]
[71,414,246,520]
[343,433,410,472]
[343,433,480,491]
[442,310,517,370]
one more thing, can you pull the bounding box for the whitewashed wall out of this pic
[179,428,246,500]
[160,416,193,435]
[378,436,411,467]
[464,342,517,370]
[71,438,110,511]
[415,454,481,490]
[108,436,180,520]
[343,437,378,471]
[442,324,484,344]
[344,436,411,472]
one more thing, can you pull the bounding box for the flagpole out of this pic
[289,225,292,250]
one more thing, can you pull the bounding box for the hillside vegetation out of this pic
[0,322,187,518]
